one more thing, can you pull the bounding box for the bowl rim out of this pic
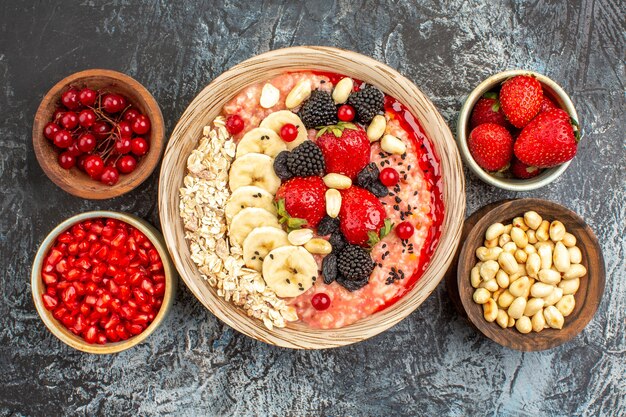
[32,68,165,200]
[158,45,466,349]
[31,210,177,354]
[456,69,579,191]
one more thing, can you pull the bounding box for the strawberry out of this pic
[316,122,370,179]
[514,108,578,168]
[510,157,542,179]
[467,123,514,171]
[275,176,327,228]
[499,75,543,128]
[539,95,559,113]
[339,186,386,246]
[470,92,510,129]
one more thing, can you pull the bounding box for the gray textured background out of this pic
[1,1,624,416]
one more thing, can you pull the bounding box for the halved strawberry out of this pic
[316,122,370,180]
[275,176,327,229]
[467,123,514,171]
[470,92,510,129]
[500,75,543,128]
[339,186,386,246]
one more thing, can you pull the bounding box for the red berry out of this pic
[100,167,120,186]
[77,133,97,153]
[84,155,105,179]
[337,104,356,122]
[117,155,137,174]
[78,109,96,128]
[470,94,510,129]
[510,157,543,179]
[53,130,73,148]
[114,137,132,154]
[275,176,327,228]
[395,221,414,240]
[339,186,386,246]
[130,137,149,156]
[280,123,298,142]
[225,115,244,135]
[122,108,141,123]
[379,167,400,186]
[102,93,126,113]
[311,293,331,311]
[131,114,151,135]
[317,125,370,180]
[66,141,82,157]
[61,111,79,129]
[499,75,543,128]
[91,121,111,140]
[44,122,60,140]
[61,88,80,110]
[118,121,133,139]
[78,88,97,107]
[539,95,559,114]
[467,123,514,171]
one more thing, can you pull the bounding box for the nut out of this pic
[497,290,515,308]
[366,115,387,142]
[562,232,577,247]
[508,316,515,328]
[536,220,550,241]
[509,276,530,298]
[549,220,566,242]
[568,246,582,264]
[527,229,538,244]
[524,297,545,317]
[538,269,561,285]
[524,244,537,254]
[479,260,499,281]
[530,281,554,298]
[499,233,512,246]
[523,211,542,230]
[380,134,407,155]
[493,288,504,302]
[304,238,332,255]
[285,79,312,109]
[470,266,482,288]
[507,297,527,319]
[496,270,510,289]
[543,305,564,329]
[512,217,529,231]
[498,252,518,275]
[323,173,352,189]
[514,249,528,263]
[476,246,503,261]
[259,83,280,108]
[531,310,546,332]
[287,228,313,246]
[503,224,513,234]
[558,278,580,295]
[496,309,509,329]
[563,264,587,279]
[483,298,498,322]
[515,316,532,334]
[502,242,518,254]
[480,278,499,292]
[538,244,553,270]
[332,77,353,104]
[485,223,506,241]
[485,238,499,248]
[553,241,570,273]
[511,227,528,248]
[325,189,341,218]
[473,288,491,304]
[543,287,563,306]
[556,294,575,317]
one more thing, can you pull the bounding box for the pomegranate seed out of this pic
[42,272,58,285]
[96,333,107,344]
[111,231,127,248]
[42,294,58,310]
[80,304,91,316]
[52,306,68,321]
[128,323,144,335]
[132,288,148,305]
[105,328,120,342]
[46,286,57,297]
[61,286,77,303]
[104,313,121,330]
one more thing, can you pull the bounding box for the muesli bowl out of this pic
[159,46,465,348]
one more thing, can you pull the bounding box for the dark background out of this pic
[1,1,624,416]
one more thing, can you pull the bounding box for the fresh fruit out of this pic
[467,123,514,171]
[356,163,387,197]
[539,95,559,113]
[58,152,76,169]
[228,207,281,247]
[510,157,542,179]
[275,176,327,228]
[61,111,79,129]
[44,122,60,140]
[61,88,80,110]
[339,186,386,246]
[130,137,149,156]
[78,109,96,128]
[225,114,245,135]
[228,153,281,194]
[337,104,356,122]
[236,127,286,158]
[118,121,133,139]
[298,89,338,129]
[83,155,105,179]
[499,75,543,128]
[273,151,292,181]
[279,123,299,142]
[262,246,318,297]
[114,137,132,154]
[100,166,119,185]
[260,110,307,150]
[346,84,384,124]
[311,293,331,311]
[336,244,374,290]
[224,185,276,221]
[514,108,578,168]
[242,227,289,271]
[379,167,400,186]
[122,108,141,123]
[78,88,97,107]
[395,221,414,240]
[91,121,111,140]
[286,140,325,177]
[102,93,126,113]
[131,114,151,135]
[316,123,370,180]
[77,133,96,153]
[116,155,137,174]
[470,93,510,129]
[53,130,73,148]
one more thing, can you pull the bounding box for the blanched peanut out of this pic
[480,260,499,281]
[481,278,499,292]
[538,244,553,270]
[499,233,512,247]
[493,288,504,302]
[568,246,582,264]
[553,241,570,273]
[496,270,510,289]
[508,317,516,327]
[527,229,538,244]
[470,266,482,288]
[556,294,575,317]
[517,263,527,277]
[515,249,528,263]
[516,316,532,334]
[562,232,577,247]
[544,305,565,329]
[559,278,580,295]
[507,297,527,319]
[476,246,503,261]
[524,297,545,317]
[509,276,530,298]
[497,290,515,308]
[485,238,498,248]
[503,224,513,234]
[531,311,546,332]
[530,281,554,298]
[498,252,518,275]
[502,242,517,254]
[511,227,528,248]
[536,220,550,241]
[496,309,509,328]
[473,288,491,304]
[549,220,566,242]
[285,79,312,108]
[563,264,587,279]
[535,240,555,250]
[543,287,563,306]
[366,115,386,141]
[483,298,498,322]
[485,223,505,241]
[512,217,529,231]
[304,238,332,255]
[524,244,537,254]
[524,211,542,230]
[332,77,353,104]
[538,269,561,285]
[526,253,541,278]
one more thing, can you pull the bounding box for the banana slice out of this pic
[235,127,287,158]
[243,227,290,271]
[228,153,281,194]
[225,186,276,222]
[262,246,318,298]
[259,110,308,150]
[229,207,282,247]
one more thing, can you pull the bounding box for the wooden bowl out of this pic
[158,46,465,349]
[31,211,177,354]
[457,70,580,191]
[32,69,165,199]
[457,199,605,351]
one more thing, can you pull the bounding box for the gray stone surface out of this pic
[1,1,624,416]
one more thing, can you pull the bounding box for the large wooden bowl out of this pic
[457,199,605,351]
[33,69,165,199]
[159,46,465,349]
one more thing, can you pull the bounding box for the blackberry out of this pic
[337,244,374,282]
[347,84,384,124]
[322,253,337,284]
[336,274,369,292]
[317,215,340,236]
[286,140,325,177]
[356,163,379,188]
[329,231,347,252]
[273,151,292,181]
[298,90,338,129]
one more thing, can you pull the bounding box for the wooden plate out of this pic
[158,46,465,349]
[457,199,605,351]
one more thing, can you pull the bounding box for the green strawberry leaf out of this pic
[367,219,394,249]
[483,91,498,100]
[379,218,394,239]
[315,122,359,138]
[367,231,380,248]
[274,199,307,232]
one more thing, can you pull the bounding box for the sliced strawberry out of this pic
[470,93,510,129]
[467,123,514,171]
[275,176,327,229]
[510,157,543,179]
[339,186,386,246]
[500,75,543,128]
[316,123,370,180]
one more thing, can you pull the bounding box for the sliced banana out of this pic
[229,207,282,247]
[242,227,289,271]
[259,110,308,150]
[262,246,318,298]
[225,185,276,222]
[235,127,286,158]
[228,153,281,194]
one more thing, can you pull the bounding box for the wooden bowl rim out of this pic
[456,198,605,351]
[158,46,465,349]
[31,210,177,354]
[32,68,165,200]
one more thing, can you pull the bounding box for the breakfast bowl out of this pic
[456,198,604,351]
[33,69,165,199]
[457,70,580,191]
[32,211,176,354]
[159,46,465,349]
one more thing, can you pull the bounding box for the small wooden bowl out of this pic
[457,199,605,351]
[31,211,177,354]
[32,69,165,199]
[159,46,466,349]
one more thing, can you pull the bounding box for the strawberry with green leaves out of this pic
[316,122,370,180]
[470,92,511,129]
[275,176,327,229]
[339,186,387,246]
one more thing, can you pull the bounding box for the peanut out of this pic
[568,246,582,264]
[563,264,587,279]
[366,115,387,142]
[511,227,528,248]
[502,242,518,254]
[498,252,518,275]
[485,238,499,248]
[470,266,482,288]
[524,244,537,254]
[559,278,580,295]
[538,244,553,270]
[304,238,332,255]
[259,83,280,108]
[515,249,528,263]
[516,316,532,334]
[476,246,503,262]
[512,217,529,231]
[485,223,506,241]
[549,220,566,242]
[507,297,527,319]
[556,294,575,317]
[332,77,353,104]
[530,282,554,298]
[496,270,510,289]
[325,189,341,218]
[523,211,542,230]
[562,232,577,247]
[479,260,499,281]
[496,309,509,328]
[544,305,564,329]
[509,276,530,298]
[480,278,499,292]
[524,297,545,317]
[499,233,512,247]
[538,269,561,285]
[543,287,563,306]
[323,173,352,189]
[473,288,491,304]
[483,298,498,322]
[536,220,550,241]
[553,241,570,273]
[508,316,516,327]
[497,290,515,308]
[380,134,406,155]
[526,253,541,278]
[287,228,313,246]
[285,79,312,108]
[531,310,546,332]
[527,229,538,244]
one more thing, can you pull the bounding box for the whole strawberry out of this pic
[510,157,542,179]
[470,93,510,129]
[467,123,514,171]
[316,123,370,180]
[275,176,327,228]
[514,108,578,168]
[500,75,543,128]
[539,95,559,114]
[339,186,386,246]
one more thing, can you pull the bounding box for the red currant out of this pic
[100,167,120,186]
[91,121,111,140]
[395,221,414,240]
[102,94,125,113]
[61,111,79,129]
[131,137,149,156]
[77,133,97,153]
[78,88,97,107]
[122,108,140,123]
[44,122,60,140]
[379,167,400,186]
[61,88,80,110]
[116,155,137,174]
[311,293,331,311]
[225,115,244,135]
[78,109,96,128]
[280,123,298,142]
[131,115,151,135]
[114,137,132,154]
[58,152,76,169]
[66,141,82,157]
[84,155,105,179]
[53,130,73,148]
[337,104,356,122]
